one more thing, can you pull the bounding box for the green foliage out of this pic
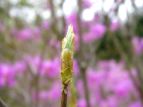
[136,15,143,36]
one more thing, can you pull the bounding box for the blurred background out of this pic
[1,0,143,107]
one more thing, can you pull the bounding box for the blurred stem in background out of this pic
[77,0,91,107]
[34,43,46,107]
[0,98,8,107]
[48,0,91,106]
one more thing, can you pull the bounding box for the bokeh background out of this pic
[1,0,143,107]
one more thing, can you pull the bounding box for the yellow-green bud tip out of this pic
[62,25,75,51]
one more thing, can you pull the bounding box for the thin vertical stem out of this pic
[77,0,91,107]
[34,28,48,107]
[34,45,46,107]
[61,84,68,107]
[60,0,66,34]
[81,68,91,107]
[49,0,62,39]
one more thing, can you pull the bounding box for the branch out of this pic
[76,0,91,107]
[0,98,8,107]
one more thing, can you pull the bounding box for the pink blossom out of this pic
[77,99,86,107]
[73,60,79,76]
[25,56,60,77]
[82,0,92,8]
[129,101,142,107]
[13,61,26,74]
[76,80,84,97]
[114,80,134,97]
[87,69,105,88]
[41,58,60,78]
[38,83,61,101]
[0,64,16,87]
[91,24,106,36]
[66,13,78,34]
[132,37,143,55]
[38,91,49,101]
[107,96,118,107]
[110,20,120,32]
[15,27,41,41]
[48,39,60,49]
[47,83,61,101]
[83,23,106,43]
[41,21,49,30]
[99,101,109,107]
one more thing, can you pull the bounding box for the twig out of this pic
[61,84,68,107]
[76,0,91,107]
[60,0,66,35]
[48,0,62,39]
[0,98,8,107]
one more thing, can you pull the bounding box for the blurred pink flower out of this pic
[132,37,143,55]
[38,83,61,101]
[41,21,49,30]
[13,61,26,74]
[33,27,41,38]
[129,101,142,107]
[0,64,16,88]
[87,69,105,88]
[17,28,33,40]
[76,80,84,97]
[48,39,60,49]
[107,96,118,107]
[83,23,106,43]
[82,0,92,8]
[114,80,134,97]
[25,56,60,77]
[15,27,41,41]
[47,83,61,101]
[41,58,60,78]
[66,13,78,34]
[38,91,49,101]
[0,56,140,107]
[110,20,120,32]
[74,35,79,50]
[90,23,106,37]
[73,60,79,76]
[77,99,86,107]
[99,101,109,107]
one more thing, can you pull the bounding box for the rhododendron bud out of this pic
[61,25,75,85]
